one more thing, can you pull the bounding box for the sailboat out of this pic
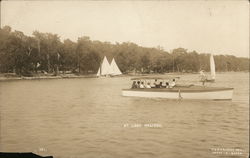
[110,58,122,76]
[206,54,216,82]
[96,56,112,77]
[96,56,122,77]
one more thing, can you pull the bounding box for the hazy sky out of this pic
[1,0,249,57]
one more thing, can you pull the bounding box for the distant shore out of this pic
[0,73,98,81]
[0,71,248,81]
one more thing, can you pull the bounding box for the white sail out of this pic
[96,67,100,76]
[210,54,216,80]
[96,56,112,76]
[110,58,122,75]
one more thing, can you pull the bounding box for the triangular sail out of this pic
[210,54,216,80]
[96,56,112,76]
[110,58,122,75]
[101,56,112,75]
[96,67,100,76]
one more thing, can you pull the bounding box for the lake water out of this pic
[0,72,249,158]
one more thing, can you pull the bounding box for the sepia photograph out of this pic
[0,0,249,158]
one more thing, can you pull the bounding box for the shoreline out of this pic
[0,71,248,81]
[0,74,98,81]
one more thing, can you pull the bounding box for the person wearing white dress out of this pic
[140,82,145,88]
[169,79,176,88]
[145,82,151,88]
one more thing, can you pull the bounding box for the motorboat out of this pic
[122,77,233,100]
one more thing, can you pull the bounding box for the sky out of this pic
[1,0,249,57]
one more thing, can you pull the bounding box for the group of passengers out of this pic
[131,79,176,89]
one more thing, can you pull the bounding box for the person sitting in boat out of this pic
[135,81,139,88]
[151,79,157,88]
[165,81,169,88]
[131,81,137,89]
[159,82,163,88]
[169,79,176,88]
[140,81,145,88]
[199,70,207,86]
[145,82,151,88]
[154,79,160,88]
[136,81,141,88]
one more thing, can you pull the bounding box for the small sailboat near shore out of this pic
[97,56,111,77]
[206,54,216,82]
[110,58,122,76]
[96,56,122,77]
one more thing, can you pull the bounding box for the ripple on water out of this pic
[0,73,249,158]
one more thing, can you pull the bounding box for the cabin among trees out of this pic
[0,26,249,76]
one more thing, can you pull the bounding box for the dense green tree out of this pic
[0,26,249,75]
[60,39,77,72]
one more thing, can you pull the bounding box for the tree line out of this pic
[0,26,248,76]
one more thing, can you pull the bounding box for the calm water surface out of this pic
[0,72,249,158]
